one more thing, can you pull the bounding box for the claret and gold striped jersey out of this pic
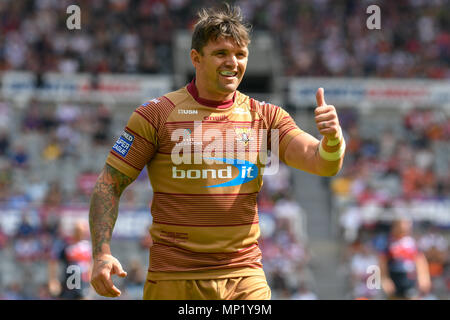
[106,79,304,280]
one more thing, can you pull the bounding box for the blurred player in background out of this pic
[48,219,92,300]
[378,218,431,299]
[89,4,345,300]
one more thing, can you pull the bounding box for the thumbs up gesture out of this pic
[315,88,341,140]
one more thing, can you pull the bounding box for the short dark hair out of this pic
[191,3,252,54]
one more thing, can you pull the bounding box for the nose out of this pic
[224,55,238,69]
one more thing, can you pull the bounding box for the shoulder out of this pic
[133,87,190,128]
[246,95,295,127]
[233,91,277,114]
[245,96,289,125]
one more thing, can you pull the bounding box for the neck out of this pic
[195,77,234,102]
[187,78,235,109]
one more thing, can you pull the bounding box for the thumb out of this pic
[316,87,326,107]
[111,262,127,278]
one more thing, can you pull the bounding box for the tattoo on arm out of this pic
[89,164,133,257]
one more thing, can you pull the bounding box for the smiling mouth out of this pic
[219,70,238,77]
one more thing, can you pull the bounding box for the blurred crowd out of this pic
[0,0,448,78]
[257,166,317,300]
[0,99,114,207]
[0,98,145,299]
[332,107,450,299]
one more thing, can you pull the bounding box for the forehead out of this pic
[203,36,248,52]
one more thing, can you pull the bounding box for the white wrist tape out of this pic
[319,134,346,161]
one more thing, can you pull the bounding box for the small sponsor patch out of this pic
[178,109,198,114]
[140,98,160,108]
[112,131,134,157]
[232,107,249,115]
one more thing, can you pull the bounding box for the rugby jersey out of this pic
[106,79,304,280]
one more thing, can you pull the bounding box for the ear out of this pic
[190,49,201,68]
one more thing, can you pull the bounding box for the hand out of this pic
[381,278,396,297]
[315,88,341,140]
[418,277,431,295]
[48,278,61,297]
[90,254,127,298]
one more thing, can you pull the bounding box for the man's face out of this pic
[191,36,249,100]
[392,219,412,237]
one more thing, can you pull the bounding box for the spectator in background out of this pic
[418,224,448,295]
[339,205,363,243]
[348,239,380,299]
[121,259,146,299]
[48,219,92,300]
[92,104,112,146]
[2,282,26,300]
[290,283,318,300]
[15,212,35,239]
[40,108,57,134]
[0,160,12,203]
[10,143,29,169]
[41,134,63,162]
[25,174,49,206]
[42,182,63,208]
[378,218,431,299]
[77,170,99,199]
[36,283,52,300]
[0,130,10,157]
[0,224,8,250]
[13,213,41,263]
[22,100,43,132]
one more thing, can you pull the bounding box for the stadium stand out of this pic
[0,0,448,78]
[332,107,449,299]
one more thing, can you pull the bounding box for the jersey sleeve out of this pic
[263,103,304,164]
[273,107,304,156]
[106,102,159,180]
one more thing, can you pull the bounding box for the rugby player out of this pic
[89,4,345,300]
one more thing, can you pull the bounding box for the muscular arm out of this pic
[89,164,134,257]
[415,252,431,295]
[283,132,344,177]
[378,253,396,297]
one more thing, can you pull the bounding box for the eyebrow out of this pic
[212,49,226,53]
[211,48,248,55]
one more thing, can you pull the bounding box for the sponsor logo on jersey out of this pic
[170,122,280,176]
[232,107,249,115]
[203,115,228,121]
[178,109,198,114]
[141,98,160,108]
[172,157,258,188]
[112,131,134,157]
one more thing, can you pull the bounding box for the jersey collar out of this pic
[186,78,236,109]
